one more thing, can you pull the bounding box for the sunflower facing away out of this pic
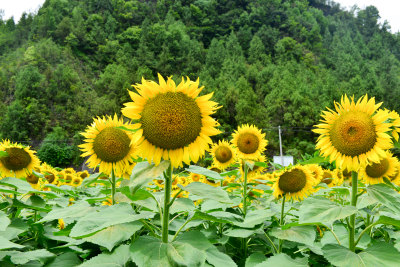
[209,140,236,170]
[272,165,317,201]
[79,114,138,177]
[231,124,268,160]
[360,151,398,185]
[0,140,40,178]
[121,74,221,168]
[313,95,393,171]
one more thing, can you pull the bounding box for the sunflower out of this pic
[313,95,393,171]
[306,164,324,182]
[242,155,267,181]
[188,172,205,183]
[0,140,40,178]
[359,152,398,185]
[121,74,221,168]
[272,165,317,201]
[71,176,83,187]
[209,140,236,170]
[320,169,339,187]
[77,170,90,180]
[231,124,268,160]
[79,114,138,177]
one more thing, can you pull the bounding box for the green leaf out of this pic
[175,231,213,251]
[128,161,170,194]
[83,221,143,251]
[193,210,241,224]
[0,177,33,192]
[44,252,81,267]
[367,184,400,213]
[170,198,195,214]
[375,215,400,228]
[245,253,267,267]
[6,249,54,265]
[70,203,154,238]
[323,242,400,267]
[130,236,207,267]
[12,198,50,212]
[298,196,357,224]
[233,209,274,228]
[0,210,10,231]
[0,236,24,249]
[79,244,130,267]
[185,182,232,203]
[39,202,95,222]
[0,150,8,157]
[224,227,258,238]
[270,225,316,246]
[0,218,28,240]
[80,173,103,187]
[186,165,223,180]
[205,246,237,267]
[255,253,308,267]
[120,187,153,201]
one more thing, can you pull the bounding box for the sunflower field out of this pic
[2,75,400,267]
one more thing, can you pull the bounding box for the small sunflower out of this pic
[360,152,398,185]
[0,140,40,178]
[320,170,339,187]
[79,114,138,177]
[77,170,90,180]
[209,140,236,170]
[306,164,324,182]
[71,176,83,187]
[231,124,268,160]
[272,165,317,201]
[313,95,393,171]
[242,155,267,181]
[122,74,221,168]
[188,172,205,182]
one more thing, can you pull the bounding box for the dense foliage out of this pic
[1,0,400,164]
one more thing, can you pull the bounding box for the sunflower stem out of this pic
[243,163,249,216]
[349,171,358,252]
[111,167,116,205]
[278,194,286,253]
[162,164,172,243]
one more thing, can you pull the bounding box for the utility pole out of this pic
[278,126,284,166]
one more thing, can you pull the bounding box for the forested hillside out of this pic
[1,0,399,165]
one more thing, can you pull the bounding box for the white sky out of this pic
[0,0,399,33]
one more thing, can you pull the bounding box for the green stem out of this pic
[355,222,377,246]
[162,164,172,243]
[243,163,249,216]
[278,195,286,253]
[263,230,278,254]
[349,171,358,252]
[172,216,194,242]
[111,167,116,205]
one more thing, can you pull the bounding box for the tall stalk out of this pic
[111,166,116,205]
[242,163,249,216]
[349,171,358,251]
[162,164,173,243]
[278,195,286,253]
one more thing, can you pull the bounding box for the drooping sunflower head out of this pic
[0,140,40,178]
[305,164,323,182]
[121,74,221,168]
[209,140,236,170]
[240,155,267,181]
[272,165,317,201]
[313,95,393,171]
[360,151,398,185]
[231,124,268,160]
[79,114,138,177]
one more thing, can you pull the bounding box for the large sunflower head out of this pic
[272,165,317,201]
[121,74,221,168]
[360,151,398,185]
[313,95,393,171]
[79,114,138,177]
[0,140,40,178]
[231,124,268,160]
[209,140,236,170]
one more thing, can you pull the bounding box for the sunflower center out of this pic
[329,111,377,157]
[191,174,201,181]
[278,169,307,193]
[140,92,202,150]
[26,173,39,184]
[92,127,131,163]
[237,133,260,154]
[0,147,32,171]
[215,146,233,163]
[321,171,333,184]
[365,158,389,178]
[45,173,55,183]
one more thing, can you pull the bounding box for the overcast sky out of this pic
[1,0,400,33]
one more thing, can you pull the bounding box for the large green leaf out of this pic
[367,184,400,213]
[255,253,308,267]
[323,242,400,267]
[270,225,316,246]
[192,210,241,224]
[170,198,196,213]
[205,246,237,267]
[39,202,95,222]
[233,209,274,228]
[4,249,54,265]
[130,235,207,267]
[45,252,81,267]
[298,196,357,224]
[79,244,130,267]
[186,165,223,180]
[70,203,154,238]
[245,253,267,267]
[80,173,103,188]
[0,218,28,240]
[83,221,143,251]
[224,227,258,238]
[0,177,33,192]
[12,198,50,212]
[128,161,170,194]
[0,236,24,249]
[175,231,213,251]
[184,182,232,203]
[0,210,10,231]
